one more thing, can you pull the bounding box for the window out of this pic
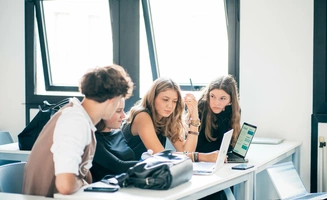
[25,0,114,123]
[25,0,239,123]
[35,0,113,93]
[141,0,239,92]
[145,0,228,88]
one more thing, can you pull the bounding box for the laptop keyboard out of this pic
[227,153,241,159]
[193,162,215,171]
[227,153,246,162]
[227,153,238,158]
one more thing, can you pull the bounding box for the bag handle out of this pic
[101,173,166,188]
[101,173,131,187]
[39,98,71,112]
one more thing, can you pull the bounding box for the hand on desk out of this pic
[198,150,226,162]
[174,150,227,163]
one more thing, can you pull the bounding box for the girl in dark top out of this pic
[196,75,241,153]
[90,98,138,182]
[195,75,241,200]
[122,77,218,162]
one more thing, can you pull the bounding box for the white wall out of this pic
[240,0,313,190]
[0,0,25,142]
[0,0,315,192]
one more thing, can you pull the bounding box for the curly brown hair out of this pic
[79,64,134,103]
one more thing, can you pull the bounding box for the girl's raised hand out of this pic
[183,93,198,120]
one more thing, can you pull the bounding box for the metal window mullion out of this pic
[226,0,240,86]
[141,0,159,80]
[224,0,229,29]
[34,0,52,90]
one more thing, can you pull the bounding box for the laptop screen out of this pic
[232,122,257,157]
[267,162,307,199]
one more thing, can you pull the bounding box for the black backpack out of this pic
[18,98,70,150]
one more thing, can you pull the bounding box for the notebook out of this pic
[267,162,327,200]
[193,129,233,175]
[227,122,257,163]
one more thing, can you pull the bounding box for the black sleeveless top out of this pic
[196,105,233,153]
[122,109,167,160]
[90,129,138,182]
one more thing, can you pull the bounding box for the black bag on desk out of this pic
[18,98,70,150]
[101,150,193,190]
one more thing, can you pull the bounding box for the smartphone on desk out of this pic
[231,164,254,170]
[84,187,118,193]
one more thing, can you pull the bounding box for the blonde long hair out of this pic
[126,77,187,143]
[198,75,241,147]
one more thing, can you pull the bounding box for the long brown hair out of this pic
[95,120,106,132]
[198,75,241,147]
[125,77,187,143]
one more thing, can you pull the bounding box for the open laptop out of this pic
[267,162,327,200]
[193,129,233,175]
[227,122,257,163]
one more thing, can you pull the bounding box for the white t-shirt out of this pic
[50,97,96,176]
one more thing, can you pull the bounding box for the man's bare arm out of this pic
[56,173,86,195]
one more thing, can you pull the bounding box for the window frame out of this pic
[311,0,327,193]
[141,0,240,90]
[25,0,239,124]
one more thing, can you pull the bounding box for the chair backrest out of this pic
[0,162,26,193]
[0,131,17,166]
[0,131,14,145]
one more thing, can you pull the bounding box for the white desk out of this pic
[247,140,301,173]
[0,192,52,199]
[55,165,254,200]
[0,142,30,161]
[0,141,300,200]
[245,140,302,200]
[0,143,253,199]
[54,140,301,200]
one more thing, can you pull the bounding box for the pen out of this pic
[189,78,194,91]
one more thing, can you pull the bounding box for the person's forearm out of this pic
[183,121,199,152]
[198,151,218,162]
[183,134,198,152]
[56,173,87,195]
[175,150,217,163]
